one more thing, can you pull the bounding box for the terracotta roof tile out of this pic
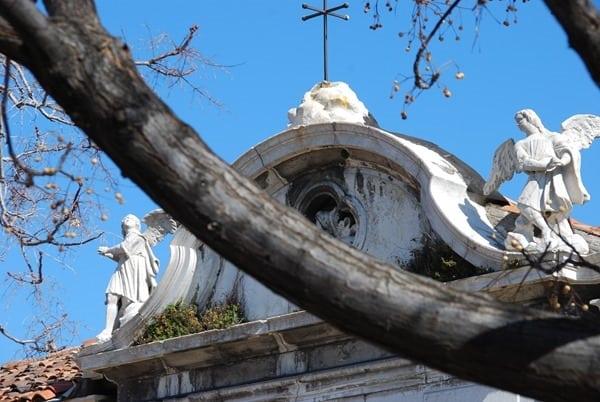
[0,348,81,401]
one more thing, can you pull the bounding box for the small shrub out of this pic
[135,300,246,345]
[135,301,204,345]
[200,302,245,330]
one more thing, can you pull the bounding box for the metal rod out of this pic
[323,0,328,81]
[326,3,350,14]
[301,1,350,82]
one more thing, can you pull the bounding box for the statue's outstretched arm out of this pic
[98,243,126,262]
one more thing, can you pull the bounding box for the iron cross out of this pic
[302,1,350,82]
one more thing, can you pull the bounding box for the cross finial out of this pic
[302,1,350,82]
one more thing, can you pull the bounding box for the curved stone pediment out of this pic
[182,122,531,322]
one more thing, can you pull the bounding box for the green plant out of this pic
[404,239,492,282]
[199,302,245,330]
[135,299,247,345]
[134,301,204,345]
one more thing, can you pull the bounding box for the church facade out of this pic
[77,82,600,401]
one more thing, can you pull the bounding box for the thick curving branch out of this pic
[42,0,99,21]
[544,0,600,87]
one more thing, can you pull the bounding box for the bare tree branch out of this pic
[135,25,199,77]
[413,0,461,90]
[544,0,600,87]
[134,24,227,107]
[43,0,99,22]
[0,0,221,356]
[0,314,66,353]
[0,15,26,65]
[7,249,43,284]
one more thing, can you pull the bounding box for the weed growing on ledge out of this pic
[200,302,246,330]
[135,299,246,345]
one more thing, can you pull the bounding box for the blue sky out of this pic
[1,1,599,361]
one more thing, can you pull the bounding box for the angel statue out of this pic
[484,109,600,254]
[96,210,177,342]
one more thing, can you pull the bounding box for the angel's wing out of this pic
[483,138,518,196]
[142,209,178,247]
[560,114,600,150]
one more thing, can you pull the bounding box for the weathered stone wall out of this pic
[78,312,534,401]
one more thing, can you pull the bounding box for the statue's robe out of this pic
[104,230,159,304]
[515,132,588,219]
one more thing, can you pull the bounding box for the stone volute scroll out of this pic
[484,109,600,255]
[95,210,177,342]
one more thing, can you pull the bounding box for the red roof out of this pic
[0,348,81,401]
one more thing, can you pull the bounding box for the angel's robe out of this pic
[103,229,159,304]
[515,132,588,217]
